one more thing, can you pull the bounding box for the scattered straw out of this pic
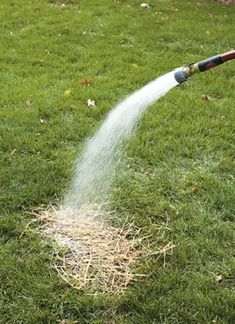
[29,205,175,294]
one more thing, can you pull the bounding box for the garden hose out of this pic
[174,49,235,83]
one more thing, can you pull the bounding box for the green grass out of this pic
[0,0,235,322]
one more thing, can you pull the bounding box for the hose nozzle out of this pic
[174,49,235,84]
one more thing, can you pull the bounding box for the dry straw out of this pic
[29,205,174,295]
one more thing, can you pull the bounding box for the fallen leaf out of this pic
[140,3,150,8]
[170,6,178,12]
[64,89,71,97]
[25,99,32,107]
[214,274,223,282]
[80,79,92,87]
[70,104,78,111]
[87,99,96,108]
[131,63,139,68]
[202,94,213,101]
[191,186,198,193]
[61,3,67,8]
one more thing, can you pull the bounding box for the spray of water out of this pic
[64,71,178,214]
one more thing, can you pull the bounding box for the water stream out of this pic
[64,71,178,214]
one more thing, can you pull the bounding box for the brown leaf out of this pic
[80,79,92,87]
[191,186,198,193]
[70,104,78,111]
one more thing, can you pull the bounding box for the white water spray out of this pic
[64,71,178,213]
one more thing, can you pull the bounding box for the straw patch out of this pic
[34,206,153,294]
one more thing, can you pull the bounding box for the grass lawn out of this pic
[0,0,234,322]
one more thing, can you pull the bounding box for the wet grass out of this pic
[0,0,234,322]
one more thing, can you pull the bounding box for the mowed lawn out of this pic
[0,0,234,323]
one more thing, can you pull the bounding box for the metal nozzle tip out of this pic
[174,68,190,84]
